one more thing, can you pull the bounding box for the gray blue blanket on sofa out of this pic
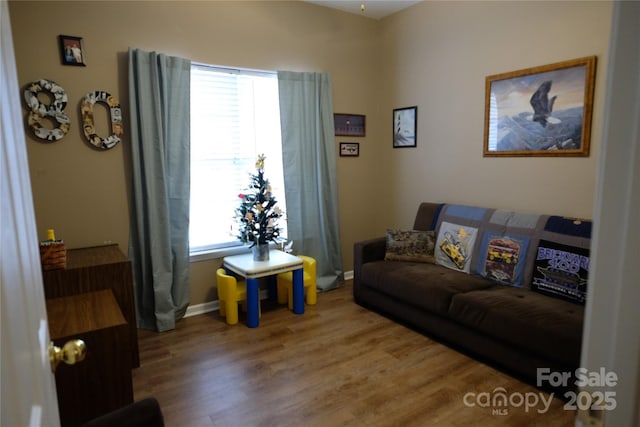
[433,204,591,304]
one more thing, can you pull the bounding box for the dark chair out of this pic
[80,398,164,427]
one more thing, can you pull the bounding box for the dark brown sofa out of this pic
[353,202,588,390]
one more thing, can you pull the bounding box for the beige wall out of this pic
[375,1,612,228]
[9,1,380,306]
[9,1,612,307]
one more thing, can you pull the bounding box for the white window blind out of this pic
[189,64,286,254]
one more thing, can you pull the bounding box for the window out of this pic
[189,64,286,255]
[487,92,498,151]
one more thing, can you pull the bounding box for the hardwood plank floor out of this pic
[132,280,575,426]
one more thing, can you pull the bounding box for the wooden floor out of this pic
[132,280,575,427]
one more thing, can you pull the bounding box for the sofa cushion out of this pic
[361,261,494,315]
[544,215,592,238]
[384,229,435,263]
[412,202,445,231]
[448,286,584,365]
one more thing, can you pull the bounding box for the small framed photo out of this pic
[393,106,417,148]
[339,142,359,157]
[59,35,86,66]
[334,113,365,137]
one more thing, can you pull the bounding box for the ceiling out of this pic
[304,1,423,20]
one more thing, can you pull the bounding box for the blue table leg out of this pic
[246,278,260,328]
[292,267,304,314]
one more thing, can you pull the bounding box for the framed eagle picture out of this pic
[483,56,596,157]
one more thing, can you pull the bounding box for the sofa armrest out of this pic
[353,237,386,297]
[354,237,387,265]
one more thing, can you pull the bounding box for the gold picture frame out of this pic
[483,56,596,157]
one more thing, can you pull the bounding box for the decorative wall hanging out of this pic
[393,106,417,148]
[339,142,359,157]
[81,91,123,150]
[483,56,596,157]
[59,35,86,66]
[334,113,365,137]
[23,79,70,142]
[22,79,124,149]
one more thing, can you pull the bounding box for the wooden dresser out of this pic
[42,244,139,368]
[47,290,133,426]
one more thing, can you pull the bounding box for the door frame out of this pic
[0,2,60,426]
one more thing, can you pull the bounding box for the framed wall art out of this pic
[59,35,86,66]
[334,113,365,137]
[393,106,417,148]
[483,56,596,157]
[339,142,359,157]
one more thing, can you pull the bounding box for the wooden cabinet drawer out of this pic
[47,290,133,427]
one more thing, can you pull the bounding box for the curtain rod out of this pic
[191,61,276,77]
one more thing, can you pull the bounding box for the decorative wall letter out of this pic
[24,79,70,142]
[22,79,124,150]
[81,91,123,150]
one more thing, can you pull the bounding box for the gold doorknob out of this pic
[49,339,86,373]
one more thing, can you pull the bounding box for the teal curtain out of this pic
[277,71,343,291]
[128,49,191,331]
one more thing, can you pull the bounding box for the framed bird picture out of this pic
[483,56,596,157]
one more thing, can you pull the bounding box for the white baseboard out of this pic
[184,270,354,318]
[185,301,219,317]
[184,289,268,318]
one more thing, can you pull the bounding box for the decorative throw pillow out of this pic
[385,229,436,263]
[531,239,590,304]
[476,232,531,287]
[434,221,478,273]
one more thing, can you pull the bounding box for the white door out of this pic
[0,2,61,426]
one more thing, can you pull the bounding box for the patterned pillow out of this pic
[532,240,590,304]
[434,221,479,273]
[385,229,436,263]
[476,232,531,287]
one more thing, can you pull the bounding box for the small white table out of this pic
[223,250,304,328]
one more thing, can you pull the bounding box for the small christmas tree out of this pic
[236,154,283,247]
